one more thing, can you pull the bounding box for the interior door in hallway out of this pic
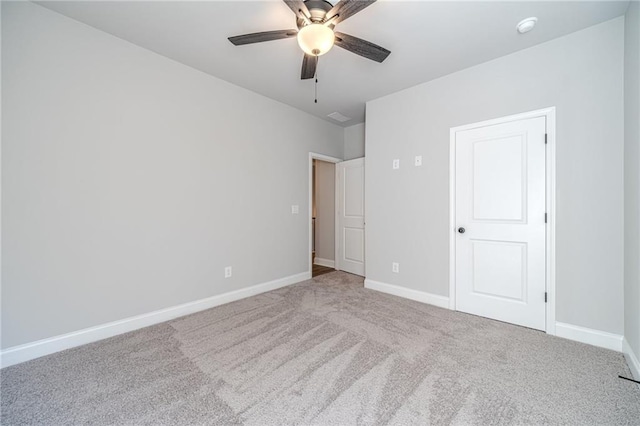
[337,158,365,276]
[454,116,546,330]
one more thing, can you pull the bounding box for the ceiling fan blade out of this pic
[334,32,390,63]
[326,0,376,25]
[283,0,311,23]
[228,29,297,46]
[301,54,317,80]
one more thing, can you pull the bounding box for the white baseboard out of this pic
[363,281,625,355]
[555,322,623,352]
[1,271,311,369]
[622,338,640,381]
[364,279,450,309]
[313,258,335,268]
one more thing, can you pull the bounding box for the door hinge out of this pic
[545,213,547,223]
[545,133,548,144]
[545,292,548,303]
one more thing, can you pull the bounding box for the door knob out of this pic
[458,227,466,234]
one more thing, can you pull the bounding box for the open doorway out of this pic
[312,159,336,277]
[309,153,341,278]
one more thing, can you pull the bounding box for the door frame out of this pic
[448,107,556,335]
[308,152,342,276]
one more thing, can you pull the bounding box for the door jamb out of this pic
[448,107,556,335]
[308,152,342,277]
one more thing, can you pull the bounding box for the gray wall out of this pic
[365,18,625,334]
[314,161,335,262]
[1,2,343,349]
[344,123,365,160]
[624,1,640,364]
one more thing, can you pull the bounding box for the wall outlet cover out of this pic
[392,262,399,273]
[224,266,232,278]
[392,159,400,170]
[291,205,299,214]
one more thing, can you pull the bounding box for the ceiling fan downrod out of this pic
[314,56,318,104]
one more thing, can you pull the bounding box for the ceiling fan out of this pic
[228,0,390,80]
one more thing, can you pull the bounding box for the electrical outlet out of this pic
[392,262,399,273]
[224,266,232,278]
[415,155,422,166]
[392,159,400,170]
[291,205,299,214]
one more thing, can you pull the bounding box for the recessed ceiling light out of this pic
[516,17,538,34]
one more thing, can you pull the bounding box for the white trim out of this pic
[545,109,557,334]
[313,257,335,268]
[555,322,623,352]
[623,338,640,381]
[449,107,557,334]
[449,128,457,310]
[333,164,341,271]
[450,108,556,133]
[364,279,449,309]
[0,271,310,368]
[335,164,340,271]
[309,152,341,276]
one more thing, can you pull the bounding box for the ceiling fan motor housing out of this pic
[297,0,334,28]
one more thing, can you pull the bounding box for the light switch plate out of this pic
[291,205,299,214]
[392,159,400,170]
[415,156,422,166]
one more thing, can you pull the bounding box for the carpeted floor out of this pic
[2,271,639,425]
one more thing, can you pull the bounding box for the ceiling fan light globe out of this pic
[297,23,334,56]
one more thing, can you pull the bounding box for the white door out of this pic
[455,116,546,330]
[336,158,365,276]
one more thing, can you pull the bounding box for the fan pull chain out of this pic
[314,56,318,104]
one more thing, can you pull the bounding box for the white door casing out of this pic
[336,158,365,276]
[454,115,547,331]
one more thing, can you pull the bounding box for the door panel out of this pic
[472,135,525,222]
[344,228,364,262]
[337,158,365,276]
[344,167,364,217]
[471,240,527,301]
[455,116,546,330]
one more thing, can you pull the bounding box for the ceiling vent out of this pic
[327,112,351,123]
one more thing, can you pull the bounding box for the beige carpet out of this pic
[2,271,639,425]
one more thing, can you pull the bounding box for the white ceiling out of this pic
[36,0,630,126]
